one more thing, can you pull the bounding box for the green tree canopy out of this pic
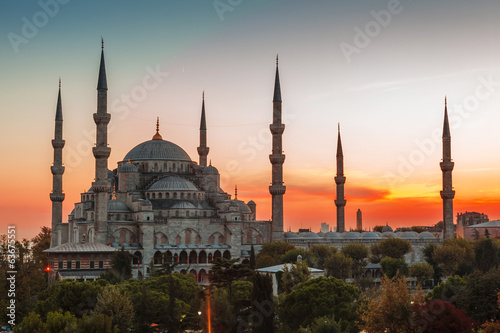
[281,261,312,294]
[409,262,434,286]
[256,241,295,266]
[279,277,361,332]
[475,238,499,272]
[325,253,352,280]
[209,258,252,300]
[380,257,408,279]
[377,237,412,260]
[433,244,466,277]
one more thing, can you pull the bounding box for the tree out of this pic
[423,243,443,285]
[249,245,256,270]
[377,237,412,260]
[475,238,499,272]
[281,261,312,293]
[432,244,466,277]
[15,312,46,333]
[77,314,119,333]
[255,254,275,269]
[324,253,352,280]
[369,243,383,264]
[94,286,134,332]
[426,275,467,306]
[251,273,274,333]
[209,258,252,300]
[373,225,384,233]
[358,275,424,333]
[298,314,350,333]
[413,299,473,333]
[256,241,295,266]
[45,310,78,333]
[340,243,369,278]
[110,247,133,281]
[409,262,434,286]
[473,229,480,241]
[485,229,491,239]
[310,244,336,269]
[380,257,408,279]
[280,248,313,265]
[279,277,360,332]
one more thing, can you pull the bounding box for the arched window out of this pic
[154,251,163,265]
[187,193,191,199]
[161,235,168,244]
[190,269,197,281]
[179,251,188,264]
[223,250,231,260]
[165,251,173,264]
[166,192,170,199]
[199,269,207,283]
[159,193,162,199]
[199,251,207,263]
[214,251,221,260]
[75,255,81,269]
[172,163,176,172]
[189,251,197,264]
[152,193,156,199]
[173,193,178,199]
[133,252,142,266]
[98,255,104,269]
[89,254,95,269]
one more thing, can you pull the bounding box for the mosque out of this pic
[45,44,449,282]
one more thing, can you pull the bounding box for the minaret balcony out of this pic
[92,146,111,158]
[197,147,210,155]
[51,165,65,175]
[335,199,346,207]
[51,139,65,149]
[270,124,285,135]
[269,184,286,195]
[440,190,455,200]
[334,176,346,184]
[93,113,111,124]
[50,193,65,202]
[440,161,454,172]
[269,154,285,164]
[92,181,111,193]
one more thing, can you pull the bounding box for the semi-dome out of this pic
[107,200,130,212]
[284,232,299,239]
[120,162,138,172]
[234,201,252,214]
[400,231,419,239]
[148,176,198,191]
[123,139,191,162]
[382,231,397,238]
[171,201,197,209]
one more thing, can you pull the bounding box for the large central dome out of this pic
[123,139,192,162]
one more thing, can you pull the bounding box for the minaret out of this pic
[335,124,346,233]
[197,91,209,167]
[440,97,455,239]
[50,79,65,247]
[356,209,362,231]
[269,55,286,241]
[93,39,111,244]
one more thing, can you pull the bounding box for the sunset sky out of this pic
[1,0,500,239]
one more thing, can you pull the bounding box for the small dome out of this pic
[247,200,256,206]
[107,200,130,212]
[361,232,380,239]
[299,232,320,239]
[325,232,342,239]
[87,188,95,194]
[123,139,191,162]
[382,225,393,232]
[148,176,198,191]
[419,231,436,240]
[120,162,138,172]
[382,231,397,238]
[203,165,219,174]
[341,232,361,239]
[234,201,252,214]
[400,231,419,239]
[284,232,299,239]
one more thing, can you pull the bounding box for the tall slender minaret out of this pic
[440,97,455,239]
[93,39,111,244]
[50,79,65,247]
[335,124,346,233]
[269,55,286,241]
[197,91,209,167]
[356,209,362,231]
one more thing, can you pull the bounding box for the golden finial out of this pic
[112,185,116,200]
[445,95,447,107]
[338,122,340,132]
[209,159,212,166]
[152,117,162,140]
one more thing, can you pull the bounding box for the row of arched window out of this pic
[150,250,231,265]
[145,191,204,200]
[141,161,190,173]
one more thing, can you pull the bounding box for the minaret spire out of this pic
[197,91,209,167]
[50,80,65,246]
[440,97,455,239]
[235,185,238,200]
[152,117,162,140]
[93,42,111,244]
[335,124,346,232]
[269,57,286,241]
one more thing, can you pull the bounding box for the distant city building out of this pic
[457,211,489,238]
[356,209,362,231]
[463,220,500,240]
[320,222,330,233]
